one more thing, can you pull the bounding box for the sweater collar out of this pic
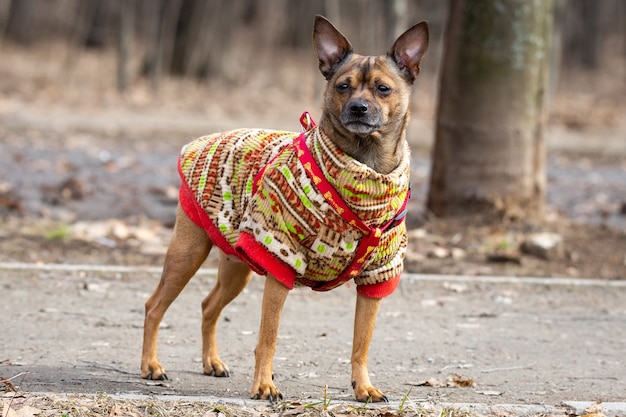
[297,113,411,229]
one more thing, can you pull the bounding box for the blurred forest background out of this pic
[1,0,624,107]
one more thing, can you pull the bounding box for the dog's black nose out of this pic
[350,101,369,116]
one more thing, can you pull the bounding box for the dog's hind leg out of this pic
[142,206,212,381]
[201,251,253,377]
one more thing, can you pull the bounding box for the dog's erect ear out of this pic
[388,21,429,83]
[313,15,353,80]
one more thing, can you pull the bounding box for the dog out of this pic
[141,15,428,403]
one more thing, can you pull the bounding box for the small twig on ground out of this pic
[481,363,536,373]
[71,359,135,375]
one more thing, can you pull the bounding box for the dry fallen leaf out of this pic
[0,376,16,392]
[109,403,124,416]
[406,374,474,388]
[449,374,474,387]
[406,378,446,388]
[2,402,18,417]
[1,397,40,417]
[15,404,41,417]
[582,402,607,417]
[280,405,306,416]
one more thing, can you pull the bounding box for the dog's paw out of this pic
[251,382,283,402]
[141,362,168,381]
[352,381,388,403]
[203,367,230,377]
[203,359,230,377]
[145,372,168,381]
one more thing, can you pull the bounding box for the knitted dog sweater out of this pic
[178,119,410,299]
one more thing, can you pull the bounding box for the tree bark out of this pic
[427,0,554,218]
[117,0,134,92]
[5,0,36,44]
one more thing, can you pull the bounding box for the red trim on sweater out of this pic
[356,275,400,299]
[234,232,296,289]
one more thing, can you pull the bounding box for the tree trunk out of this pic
[5,0,37,44]
[427,0,554,218]
[117,0,134,92]
[384,0,409,48]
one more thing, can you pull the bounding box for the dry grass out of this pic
[1,390,576,417]
[1,374,572,417]
[1,391,487,417]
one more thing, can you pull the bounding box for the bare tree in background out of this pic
[427,0,554,218]
[117,0,135,92]
[140,0,183,93]
[4,0,36,43]
[1,0,622,98]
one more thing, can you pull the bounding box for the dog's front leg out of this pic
[351,294,388,402]
[251,275,289,402]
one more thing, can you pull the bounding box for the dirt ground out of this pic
[2,265,626,407]
[0,43,625,415]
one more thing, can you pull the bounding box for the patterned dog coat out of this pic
[178,114,410,298]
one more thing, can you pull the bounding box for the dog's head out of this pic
[313,15,429,139]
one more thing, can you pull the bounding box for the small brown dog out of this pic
[142,15,428,403]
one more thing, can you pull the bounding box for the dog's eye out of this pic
[336,83,350,92]
[377,84,391,94]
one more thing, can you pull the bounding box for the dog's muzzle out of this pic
[341,99,382,134]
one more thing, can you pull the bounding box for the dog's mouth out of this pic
[344,122,379,134]
[341,117,382,135]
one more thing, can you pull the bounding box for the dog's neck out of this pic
[319,111,410,175]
